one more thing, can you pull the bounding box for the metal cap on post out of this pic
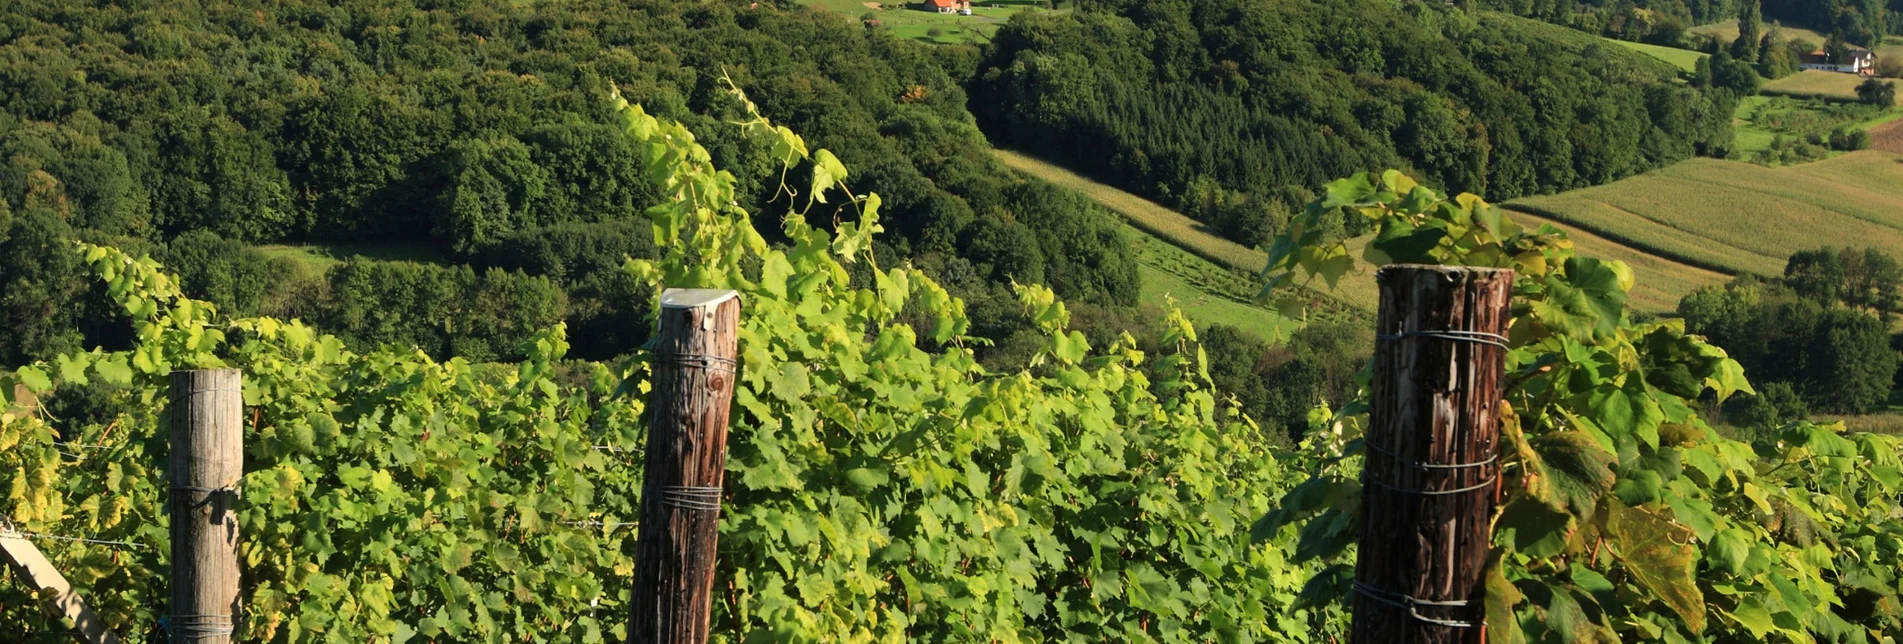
[168,369,243,644]
[628,289,741,644]
[1353,265,1513,644]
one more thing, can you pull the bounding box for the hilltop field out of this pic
[1505,145,1903,305]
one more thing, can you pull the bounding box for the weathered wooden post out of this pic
[628,289,741,644]
[169,369,243,644]
[1353,265,1512,644]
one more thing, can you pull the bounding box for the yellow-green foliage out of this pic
[1262,169,1903,643]
[0,87,1329,641]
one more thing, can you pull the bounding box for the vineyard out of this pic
[5,88,1903,643]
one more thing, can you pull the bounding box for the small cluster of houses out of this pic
[920,0,973,15]
[1800,47,1879,75]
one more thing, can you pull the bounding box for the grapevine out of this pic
[1257,171,1903,642]
[1,88,1323,642]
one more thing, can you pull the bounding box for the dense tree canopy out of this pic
[1679,248,1903,415]
[972,1,1735,248]
[0,0,1138,364]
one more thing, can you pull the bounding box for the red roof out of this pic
[924,0,955,6]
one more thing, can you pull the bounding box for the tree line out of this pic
[971,0,1736,249]
[1680,247,1903,431]
[0,0,1140,367]
[1480,0,1903,47]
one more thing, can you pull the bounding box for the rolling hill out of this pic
[1504,148,1903,310]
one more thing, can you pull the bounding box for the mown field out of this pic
[992,148,1383,313]
[1688,18,1829,46]
[994,147,1722,315]
[1506,151,1903,287]
[1127,227,1294,343]
[1764,70,1902,104]
[800,0,1048,44]
[1610,39,1706,72]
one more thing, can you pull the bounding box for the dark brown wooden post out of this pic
[168,369,243,644]
[628,289,741,644]
[1353,265,1512,644]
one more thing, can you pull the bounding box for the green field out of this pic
[1732,96,1780,152]
[1127,227,1295,343]
[992,148,1382,313]
[997,147,1730,315]
[1609,39,1706,72]
[800,0,1047,44]
[1763,70,1901,104]
[256,242,445,277]
[1688,19,1830,47]
[1506,152,1903,295]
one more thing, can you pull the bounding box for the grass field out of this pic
[1688,19,1829,47]
[998,147,1732,315]
[1732,96,1780,152]
[256,242,446,277]
[992,148,1382,312]
[1763,70,1900,104]
[1506,152,1903,287]
[1609,39,1706,72]
[1506,210,1730,313]
[1128,228,1294,343]
[800,0,1047,44]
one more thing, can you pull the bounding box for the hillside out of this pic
[1765,70,1903,104]
[0,0,1146,366]
[1505,151,1903,306]
[972,3,1733,254]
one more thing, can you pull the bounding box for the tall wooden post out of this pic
[168,369,243,644]
[1353,265,1512,644]
[628,289,741,644]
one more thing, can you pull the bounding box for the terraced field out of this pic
[1506,152,1903,286]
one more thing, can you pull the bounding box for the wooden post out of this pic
[168,369,242,644]
[0,528,124,644]
[1353,265,1512,644]
[628,289,741,644]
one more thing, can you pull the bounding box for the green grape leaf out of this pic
[15,366,51,394]
[1529,431,1617,520]
[1495,498,1573,559]
[1707,528,1750,576]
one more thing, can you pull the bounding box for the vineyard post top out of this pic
[661,289,739,309]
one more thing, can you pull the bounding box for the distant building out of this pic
[921,0,971,14]
[1800,47,1877,75]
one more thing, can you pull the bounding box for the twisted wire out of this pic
[1352,580,1480,629]
[654,353,736,374]
[659,485,723,512]
[1376,329,1510,350]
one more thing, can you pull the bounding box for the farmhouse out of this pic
[1800,47,1878,75]
[920,0,972,14]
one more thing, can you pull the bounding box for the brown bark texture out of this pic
[1351,265,1513,644]
[168,369,243,644]
[628,289,741,644]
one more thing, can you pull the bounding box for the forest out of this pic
[0,0,1139,368]
[1481,0,1903,46]
[0,0,1726,438]
[6,0,1903,641]
[970,0,1737,248]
